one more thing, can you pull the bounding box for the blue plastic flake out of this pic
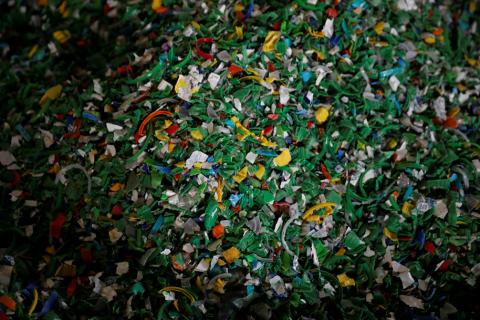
[416,229,425,247]
[255,149,277,157]
[83,112,100,123]
[37,291,58,317]
[245,1,254,18]
[336,149,345,159]
[352,0,367,9]
[151,215,164,233]
[330,35,341,47]
[153,165,172,174]
[229,194,243,206]
[301,71,312,83]
[246,285,254,296]
[403,185,414,201]
[15,124,32,141]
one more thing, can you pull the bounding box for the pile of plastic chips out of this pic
[1,0,479,319]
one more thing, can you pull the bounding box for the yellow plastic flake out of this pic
[448,107,461,118]
[213,278,225,293]
[231,117,254,138]
[235,26,243,40]
[314,50,326,60]
[258,136,277,148]
[402,202,413,216]
[233,166,249,183]
[307,28,325,38]
[28,45,39,59]
[374,22,385,35]
[384,227,398,241]
[191,129,203,140]
[315,107,330,124]
[469,0,476,13]
[53,30,71,44]
[37,0,48,6]
[215,177,223,203]
[273,149,291,167]
[161,119,172,130]
[357,140,365,150]
[191,20,200,30]
[335,247,347,256]
[28,288,38,316]
[466,56,478,67]
[174,75,188,93]
[387,138,398,150]
[302,202,336,221]
[239,75,264,84]
[337,273,356,287]
[168,142,175,153]
[262,31,281,52]
[424,36,435,45]
[254,164,265,180]
[110,183,124,192]
[234,2,244,12]
[154,130,169,141]
[231,117,276,147]
[151,0,163,11]
[456,83,466,92]
[58,1,69,17]
[222,247,241,263]
[39,84,63,107]
[175,161,185,168]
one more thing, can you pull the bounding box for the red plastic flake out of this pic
[195,37,215,61]
[67,277,77,297]
[64,118,82,139]
[112,203,123,217]
[424,240,436,255]
[267,61,276,72]
[443,116,458,129]
[320,163,332,182]
[80,247,92,264]
[228,64,244,76]
[262,125,274,135]
[50,212,66,239]
[326,7,338,18]
[10,170,21,187]
[438,259,450,272]
[165,124,179,136]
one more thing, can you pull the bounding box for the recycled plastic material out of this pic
[0,0,479,319]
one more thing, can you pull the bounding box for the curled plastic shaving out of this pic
[158,286,195,303]
[302,202,336,221]
[134,108,173,143]
[453,166,470,190]
[206,273,232,289]
[195,37,215,60]
[28,288,38,316]
[448,128,470,144]
[282,212,300,256]
[55,164,91,194]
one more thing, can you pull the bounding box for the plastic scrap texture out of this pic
[0,0,480,319]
